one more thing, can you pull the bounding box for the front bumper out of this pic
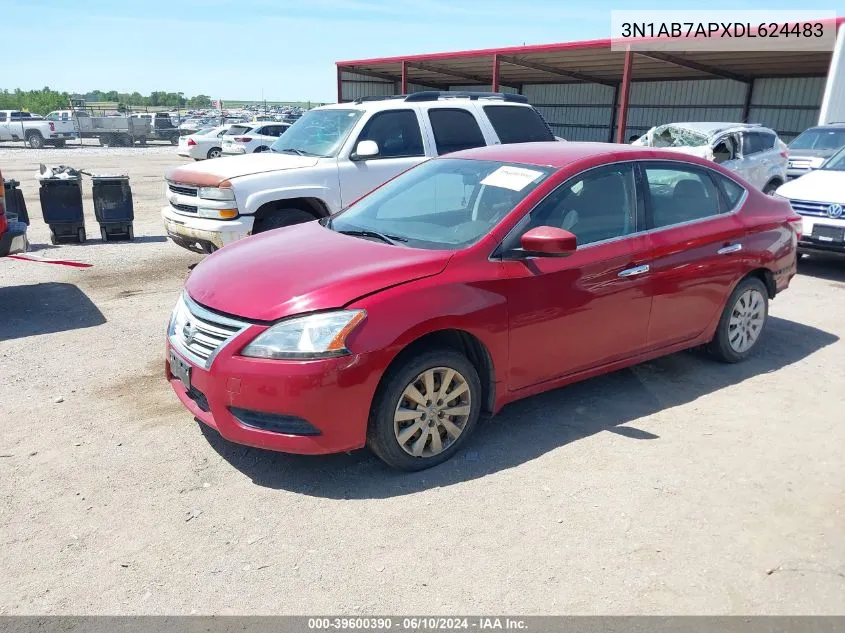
[0,222,28,257]
[166,339,381,455]
[161,205,254,252]
[797,215,845,254]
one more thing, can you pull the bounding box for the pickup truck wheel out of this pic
[207,147,222,159]
[49,228,58,245]
[26,132,45,149]
[138,137,147,146]
[53,140,66,148]
[170,135,179,146]
[253,208,315,233]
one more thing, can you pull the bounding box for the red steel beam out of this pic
[615,48,633,144]
[492,54,501,92]
[401,60,408,94]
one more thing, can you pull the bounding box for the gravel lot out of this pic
[1,143,843,615]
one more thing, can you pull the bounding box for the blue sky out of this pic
[4,0,839,102]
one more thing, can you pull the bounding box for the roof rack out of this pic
[352,95,407,104]
[404,91,529,103]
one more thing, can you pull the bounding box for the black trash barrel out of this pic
[92,176,134,241]
[3,179,29,225]
[39,176,85,244]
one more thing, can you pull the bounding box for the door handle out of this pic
[618,264,650,278]
[717,244,742,255]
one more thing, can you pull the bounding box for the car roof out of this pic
[802,123,845,130]
[657,121,774,135]
[448,141,720,169]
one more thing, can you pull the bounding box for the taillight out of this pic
[788,215,803,239]
[780,150,788,159]
[235,136,251,142]
[49,122,55,132]
[187,138,197,146]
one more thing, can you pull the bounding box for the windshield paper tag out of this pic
[481,166,544,191]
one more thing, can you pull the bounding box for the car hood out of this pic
[185,221,452,321]
[165,153,320,187]
[776,169,845,203]
[787,148,838,159]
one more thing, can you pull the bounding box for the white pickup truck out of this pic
[162,92,557,253]
[0,110,76,148]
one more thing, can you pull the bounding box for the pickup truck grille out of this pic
[172,203,198,214]
[169,184,198,197]
[789,199,838,217]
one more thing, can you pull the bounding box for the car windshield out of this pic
[325,158,553,250]
[270,109,363,157]
[789,128,845,150]
[643,124,710,148]
[821,146,845,171]
[195,127,216,136]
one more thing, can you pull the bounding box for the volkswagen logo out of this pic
[182,321,196,345]
[828,203,844,219]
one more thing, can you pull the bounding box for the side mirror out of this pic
[518,226,577,257]
[351,140,379,161]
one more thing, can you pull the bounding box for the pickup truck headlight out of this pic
[241,310,366,360]
[198,187,235,201]
[197,208,238,219]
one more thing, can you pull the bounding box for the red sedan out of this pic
[166,142,801,470]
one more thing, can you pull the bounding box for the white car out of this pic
[178,125,238,160]
[221,123,291,155]
[633,122,788,193]
[775,145,845,256]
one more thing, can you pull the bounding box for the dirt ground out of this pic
[0,142,843,615]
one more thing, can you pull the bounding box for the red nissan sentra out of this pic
[166,142,800,470]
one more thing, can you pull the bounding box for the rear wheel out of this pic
[254,146,269,153]
[53,139,66,148]
[207,147,222,159]
[708,277,769,363]
[763,180,781,195]
[49,228,57,245]
[100,226,109,242]
[100,135,112,147]
[170,135,179,146]
[367,349,482,471]
[26,132,45,149]
[253,208,314,233]
[77,227,86,243]
[127,226,134,241]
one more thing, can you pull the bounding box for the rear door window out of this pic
[482,105,554,143]
[643,164,724,228]
[228,125,252,136]
[428,108,486,155]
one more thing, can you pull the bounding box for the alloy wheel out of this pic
[728,289,766,353]
[393,367,471,458]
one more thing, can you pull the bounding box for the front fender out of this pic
[347,272,510,408]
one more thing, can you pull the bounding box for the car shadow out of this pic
[0,282,106,341]
[201,316,838,498]
[798,255,845,283]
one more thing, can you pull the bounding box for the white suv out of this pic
[633,122,788,193]
[221,123,291,155]
[162,91,556,253]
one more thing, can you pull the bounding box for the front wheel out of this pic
[253,208,314,233]
[708,277,769,363]
[367,349,482,471]
[207,147,222,159]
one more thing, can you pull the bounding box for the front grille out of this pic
[172,203,198,214]
[170,295,249,368]
[169,184,197,197]
[789,200,836,217]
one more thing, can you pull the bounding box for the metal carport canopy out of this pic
[336,17,843,142]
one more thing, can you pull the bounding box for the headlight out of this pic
[197,207,238,219]
[241,310,366,360]
[198,187,235,201]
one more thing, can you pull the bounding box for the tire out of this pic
[170,135,179,146]
[254,146,269,153]
[49,228,57,245]
[207,147,222,159]
[253,208,314,233]
[367,348,483,471]
[26,132,45,149]
[100,226,109,242]
[53,139,66,148]
[708,276,769,363]
[127,226,134,241]
[120,134,132,147]
[138,137,147,146]
[763,180,781,195]
[100,135,112,147]
[77,227,86,243]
